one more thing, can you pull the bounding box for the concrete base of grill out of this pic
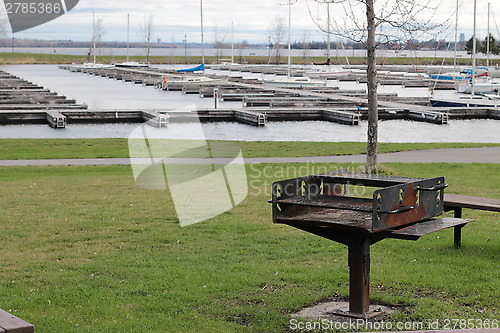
[291,301,395,320]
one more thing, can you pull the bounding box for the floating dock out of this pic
[1,66,499,129]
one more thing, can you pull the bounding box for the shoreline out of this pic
[0,51,496,66]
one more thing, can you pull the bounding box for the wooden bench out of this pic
[444,193,500,248]
[0,309,34,333]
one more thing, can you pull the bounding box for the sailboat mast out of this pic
[231,21,234,63]
[200,0,205,65]
[453,0,458,68]
[126,14,130,63]
[487,2,491,67]
[93,11,96,64]
[472,0,477,95]
[327,2,330,61]
[287,0,291,78]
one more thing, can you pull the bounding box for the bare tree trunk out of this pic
[141,15,154,64]
[365,0,378,173]
[146,40,151,63]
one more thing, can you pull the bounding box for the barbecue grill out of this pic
[271,169,471,318]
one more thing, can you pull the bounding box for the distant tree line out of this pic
[4,36,499,54]
[279,39,469,51]
[465,34,500,55]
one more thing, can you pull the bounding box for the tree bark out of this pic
[365,0,378,174]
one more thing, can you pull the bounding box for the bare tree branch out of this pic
[89,15,105,61]
[269,16,286,64]
[139,15,154,63]
[213,21,228,63]
[309,0,442,172]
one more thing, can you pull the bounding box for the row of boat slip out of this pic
[56,65,499,126]
[0,109,168,129]
[60,66,167,86]
[336,73,456,90]
[7,103,499,129]
[209,63,306,76]
[344,64,500,78]
[0,70,87,112]
[241,96,430,108]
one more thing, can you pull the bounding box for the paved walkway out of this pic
[0,147,499,166]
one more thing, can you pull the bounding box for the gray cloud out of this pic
[7,0,500,43]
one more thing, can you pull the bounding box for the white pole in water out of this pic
[472,0,477,96]
[287,0,291,78]
[200,0,205,66]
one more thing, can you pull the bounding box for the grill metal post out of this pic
[348,234,370,315]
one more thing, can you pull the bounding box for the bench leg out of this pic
[453,208,463,248]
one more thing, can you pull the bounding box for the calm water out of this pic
[1,120,499,143]
[0,64,499,143]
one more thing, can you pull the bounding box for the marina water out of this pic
[0,64,499,143]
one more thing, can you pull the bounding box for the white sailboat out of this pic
[305,3,350,80]
[70,12,113,71]
[161,76,227,88]
[452,2,500,95]
[454,76,500,94]
[115,14,149,68]
[431,0,500,106]
[174,0,228,84]
[262,77,327,87]
[263,0,327,88]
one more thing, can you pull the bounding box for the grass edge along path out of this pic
[0,138,499,160]
[0,162,498,332]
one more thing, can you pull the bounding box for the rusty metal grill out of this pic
[271,169,471,318]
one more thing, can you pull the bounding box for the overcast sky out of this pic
[1,0,499,43]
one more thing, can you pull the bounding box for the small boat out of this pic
[161,76,227,88]
[454,76,500,94]
[70,13,113,72]
[114,61,150,68]
[428,67,488,81]
[69,62,114,71]
[208,62,240,70]
[263,1,327,89]
[176,64,205,73]
[305,66,351,79]
[114,14,149,69]
[430,94,500,107]
[262,77,327,88]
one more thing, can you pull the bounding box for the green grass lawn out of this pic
[0,161,498,332]
[0,138,498,160]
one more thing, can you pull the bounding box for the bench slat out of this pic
[0,309,34,333]
[444,194,500,212]
[384,217,471,241]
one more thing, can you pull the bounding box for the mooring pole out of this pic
[348,234,371,315]
[214,88,219,109]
